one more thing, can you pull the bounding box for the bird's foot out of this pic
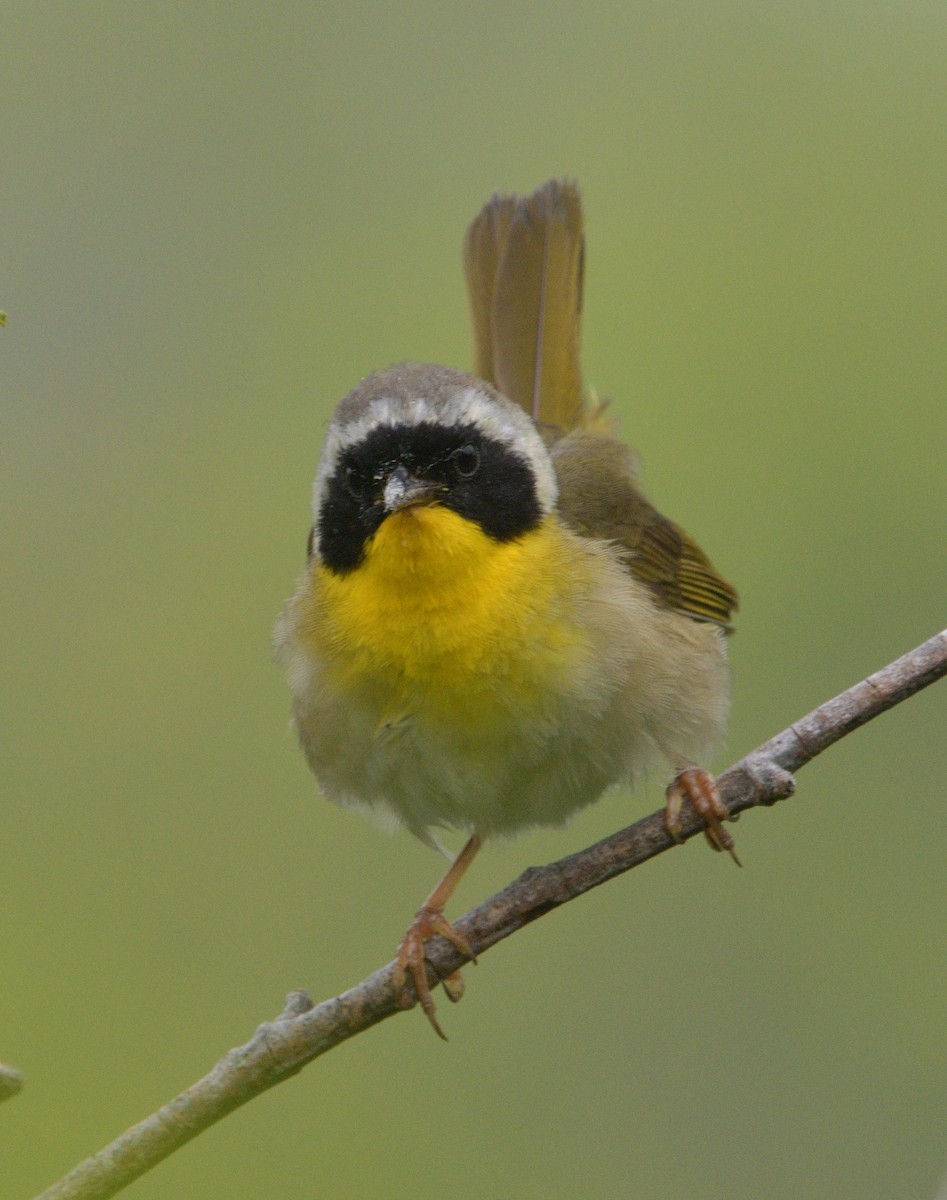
[665,766,741,866]
[392,905,476,1040]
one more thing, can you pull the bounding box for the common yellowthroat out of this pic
[275,180,738,1037]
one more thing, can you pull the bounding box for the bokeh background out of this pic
[3,4,945,1198]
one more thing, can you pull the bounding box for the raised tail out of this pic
[466,180,739,630]
[463,179,587,432]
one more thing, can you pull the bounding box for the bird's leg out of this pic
[665,766,741,866]
[392,834,481,1039]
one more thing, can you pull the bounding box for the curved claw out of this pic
[392,905,476,1040]
[665,767,741,867]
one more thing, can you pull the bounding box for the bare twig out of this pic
[31,630,947,1200]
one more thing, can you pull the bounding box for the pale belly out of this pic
[291,650,631,841]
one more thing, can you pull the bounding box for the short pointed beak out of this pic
[383,466,441,513]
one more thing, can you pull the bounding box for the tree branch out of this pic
[32,629,947,1200]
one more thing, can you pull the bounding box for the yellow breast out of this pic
[303,506,587,730]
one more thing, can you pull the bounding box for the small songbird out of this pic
[275,180,738,1037]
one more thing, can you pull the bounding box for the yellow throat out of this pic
[307,505,586,727]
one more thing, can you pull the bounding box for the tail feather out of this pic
[463,179,586,431]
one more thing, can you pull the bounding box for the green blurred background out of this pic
[3,4,945,1198]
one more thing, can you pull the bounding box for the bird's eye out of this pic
[344,464,365,499]
[451,443,480,478]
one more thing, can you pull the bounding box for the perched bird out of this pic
[275,180,738,1037]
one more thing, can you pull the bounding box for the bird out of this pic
[274,179,738,1038]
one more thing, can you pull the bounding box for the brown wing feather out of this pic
[551,431,739,628]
